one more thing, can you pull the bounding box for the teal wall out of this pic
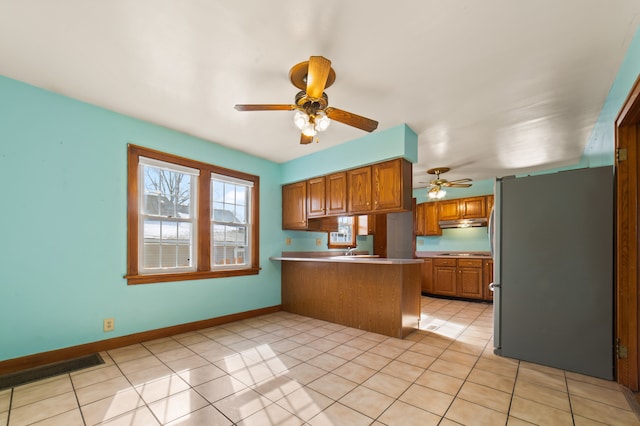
[281,124,418,184]
[582,25,640,166]
[417,228,491,252]
[282,231,373,254]
[0,76,285,361]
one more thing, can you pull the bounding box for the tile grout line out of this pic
[68,372,88,426]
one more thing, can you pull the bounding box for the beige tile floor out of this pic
[1,296,639,425]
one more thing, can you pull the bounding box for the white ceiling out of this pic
[1,1,639,186]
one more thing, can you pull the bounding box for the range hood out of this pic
[439,218,488,229]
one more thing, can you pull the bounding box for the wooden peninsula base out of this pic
[277,258,422,338]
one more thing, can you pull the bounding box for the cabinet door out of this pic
[434,266,457,296]
[373,214,387,257]
[433,259,457,296]
[326,172,347,215]
[483,259,494,301]
[439,199,461,220]
[461,196,486,219]
[415,203,426,236]
[373,159,401,211]
[348,166,372,213]
[372,159,412,212]
[458,259,483,299]
[421,258,434,293]
[282,182,307,230]
[307,176,326,218]
[486,195,494,217]
[425,202,442,236]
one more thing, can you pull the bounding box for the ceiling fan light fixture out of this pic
[293,110,309,130]
[314,111,331,132]
[428,187,446,199]
[301,122,317,137]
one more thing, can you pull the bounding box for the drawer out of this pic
[458,259,483,267]
[434,258,457,267]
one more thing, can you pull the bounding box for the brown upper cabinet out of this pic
[461,196,487,218]
[348,166,372,213]
[424,202,442,235]
[282,181,307,230]
[283,158,412,230]
[415,203,426,236]
[372,159,412,212]
[438,196,486,220]
[307,176,326,218]
[348,158,412,214]
[486,194,494,215]
[415,202,442,236]
[416,194,493,234]
[326,172,348,216]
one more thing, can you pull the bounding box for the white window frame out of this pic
[211,173,253,270]
[138,157,199,274]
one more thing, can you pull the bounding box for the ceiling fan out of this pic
[234,56,378,144]
[424,167,472,199]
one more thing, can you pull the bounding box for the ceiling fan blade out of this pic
[234,104,296,111]
[444,183,473,188]
[306,56,332,99]
[448,178,472,184]
[325,107,378,132]
[300,134,314,144]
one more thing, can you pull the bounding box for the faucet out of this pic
[345,247,357,256]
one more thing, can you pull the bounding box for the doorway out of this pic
[615,73,640,390]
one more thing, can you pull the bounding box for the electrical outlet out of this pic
[285,237,292,245]
[316,238,322,246]
[103,318,115,332]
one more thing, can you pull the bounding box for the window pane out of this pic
[143,219,192,270]
[142,166,192,218]
[210,175,251,269]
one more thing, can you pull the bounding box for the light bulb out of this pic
[302,122,317,137]
[314,111,331,132]
[428,188,446,199]
[293,110,309,130]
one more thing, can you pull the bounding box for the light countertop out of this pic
[270,256,424,265]
[415,251,493,259]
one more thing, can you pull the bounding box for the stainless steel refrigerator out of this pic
[492,166,614,379]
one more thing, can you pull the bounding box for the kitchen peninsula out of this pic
[271,254,423,338]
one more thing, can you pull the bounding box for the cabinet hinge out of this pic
[617,148,628,162]
[616,338,628,359]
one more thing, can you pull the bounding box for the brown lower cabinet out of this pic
[483,259,494,301]
[422,257,492,301]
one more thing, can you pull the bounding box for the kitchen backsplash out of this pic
[283,230,374,253]
[416,227,491,252]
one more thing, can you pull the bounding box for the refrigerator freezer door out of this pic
[498,167,613,379]
[491,178,503,353]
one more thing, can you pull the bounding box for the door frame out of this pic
[615,73,640,390]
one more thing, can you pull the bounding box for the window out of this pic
[211,174,252,268]
[127,145,260,284]
[327,216,356,248]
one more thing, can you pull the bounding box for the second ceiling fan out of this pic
[425,167,473,199]
[234,56,378,144]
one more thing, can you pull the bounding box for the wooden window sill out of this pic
[125,267,260,285]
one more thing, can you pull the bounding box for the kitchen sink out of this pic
[327,254,381,259]
[440,252,491,257]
